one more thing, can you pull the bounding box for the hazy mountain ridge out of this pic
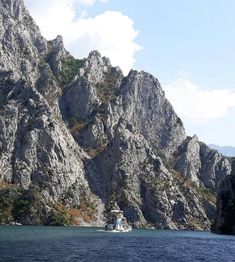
[209,144,235,157]
[0,0,231,229]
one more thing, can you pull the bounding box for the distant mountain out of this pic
[209,144,235,157]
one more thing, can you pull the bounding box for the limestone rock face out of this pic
[119,70,186,157]
[0,0,102,226]
[213,161,235,234]
[0,0,231,229]
[199,142,231,190]
[63,51,122,121]
[46,35,69,77]
[174,135,201,185]
[93,123,214,229]
[0,0,47,83]
[174,136,231,190]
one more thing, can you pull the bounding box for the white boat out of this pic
[105,209,132,232]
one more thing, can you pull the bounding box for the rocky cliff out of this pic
[213,160,235,234]
[0,0,231,229]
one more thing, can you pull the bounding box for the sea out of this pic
[0,226,235,262]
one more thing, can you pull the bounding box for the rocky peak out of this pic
[62,50,123,121]
[88,50,111,68]
[119,70,186,156]
[0,0,47,83]
[50,35,68,60]
[78,50,113,85]
[2,0,25,19]
[121,70,165,97]
[46,35,69,76]
[51,35,64,49]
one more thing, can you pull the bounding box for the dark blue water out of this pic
[0,226,235,262]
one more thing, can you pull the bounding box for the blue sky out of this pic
[87,0,235,87]
[25,0,235,146]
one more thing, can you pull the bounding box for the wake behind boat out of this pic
[105,209,132,232]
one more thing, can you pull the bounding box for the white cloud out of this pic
[164,78,235,123]
[80,0,109,5]
[65,11,142,74]
[24,0,142,75]
[77,0,106,7]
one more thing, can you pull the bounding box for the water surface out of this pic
[0,226,235,261]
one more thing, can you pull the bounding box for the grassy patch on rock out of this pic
[60,57,85,86]
[95,71,121,103]
[0,183,20,224]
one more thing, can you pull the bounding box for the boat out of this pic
[105,209,132,232]
[9,222,22,226]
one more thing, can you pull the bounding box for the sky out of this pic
[24,0,235,147]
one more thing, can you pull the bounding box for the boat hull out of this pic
[105,223,132,232]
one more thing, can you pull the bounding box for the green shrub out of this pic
[0,187,19,223]
[12,186,42,222]
[47,202,72,226]
[48,211,70,226]
[13,199,30,219]
[95,71,120,103]
[60,57,85,86]
[69,117,78,127]
[197,187,216,205]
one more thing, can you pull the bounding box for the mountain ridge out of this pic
[0,0,231,229]
[208,144,235,157]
